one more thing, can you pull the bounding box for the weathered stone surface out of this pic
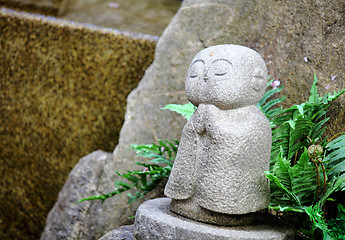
[99,225,134,240]
[43,0,345,239]
[170,197,256,226]
[165,45,271,224]
[0,0,181,36]
[41,151,116,240]
[113,0,345,210]
[0,0,62,15]
[59,0,181,36]
[134,198,294,240]
[41,150,166,240]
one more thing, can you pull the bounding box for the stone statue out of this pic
[164,44,272,226]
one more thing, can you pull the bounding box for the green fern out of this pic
[264,75,345,238]
[309,74,321,103]
[304,205,332,239]
[270,76,345,166]
[77,139,178,204]
[257,78,285,120]
[266,147,317,209]
[324,135,345,191]
[328,204,345,239]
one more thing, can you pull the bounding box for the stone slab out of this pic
[134,198,294,240]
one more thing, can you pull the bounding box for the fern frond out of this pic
[304,205,332,239]
[291,149,318,205]
[308,74,320,103]
[261,97,285,115]
[324,89,345,103]
[268,205,305,213]
[326,135,345,151]
[257,78,284,108]
[267,147,320,207]
[265,171,302,206]
[266,107,284,120]
[325,135,345,187]
[331,161,345,178]
[311,107,328,123]
[310,118,329,141]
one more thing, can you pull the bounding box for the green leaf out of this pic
[310,118,329,141]
[304,205,332,239]
[265,171,302,206]
[287,120,296,129]
[297,104,304,115]
[262,97,285,114]
[326,89,345,102]
[326,135,345,151]
[328,204,345,239]
[268,204,304,213]
[318,175,345,207]
[149,157,174,166]
[115,180,132,189]
[162,102,196,120]
[290,148,318,205]
[258,87,284,109]
[257,77,284,108]
[308,74,320,103]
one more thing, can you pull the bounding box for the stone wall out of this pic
[0,8,156,240]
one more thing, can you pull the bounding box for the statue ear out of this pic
[252,68,266,92]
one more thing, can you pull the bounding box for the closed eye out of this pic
[211,58,232,76]
[189,60,205,78]
[190,74,198,78]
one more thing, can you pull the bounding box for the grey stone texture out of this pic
[99,225,134,240]
[41,151,166,239]
[164,45,271,224]
[185,45,268,110]
[58,0,181,36]
[170,198,256,226]
[42,0,345,239]
[41,151,121,240]
[133,198,294,240]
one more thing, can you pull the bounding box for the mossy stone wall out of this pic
[0,8,156,240]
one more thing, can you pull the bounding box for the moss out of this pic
[0,8,156,240]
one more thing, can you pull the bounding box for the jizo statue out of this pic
[164,44,272,226]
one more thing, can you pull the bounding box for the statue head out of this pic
[185,44,268,110]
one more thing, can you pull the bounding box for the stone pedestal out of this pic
[133,198,294,240]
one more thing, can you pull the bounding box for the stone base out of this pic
[171,198,256,226]
[100,225,135,240]
[134,198,294,240]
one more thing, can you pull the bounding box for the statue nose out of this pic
[203,70,209,82]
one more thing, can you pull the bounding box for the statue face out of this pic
[185,44,268,109]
